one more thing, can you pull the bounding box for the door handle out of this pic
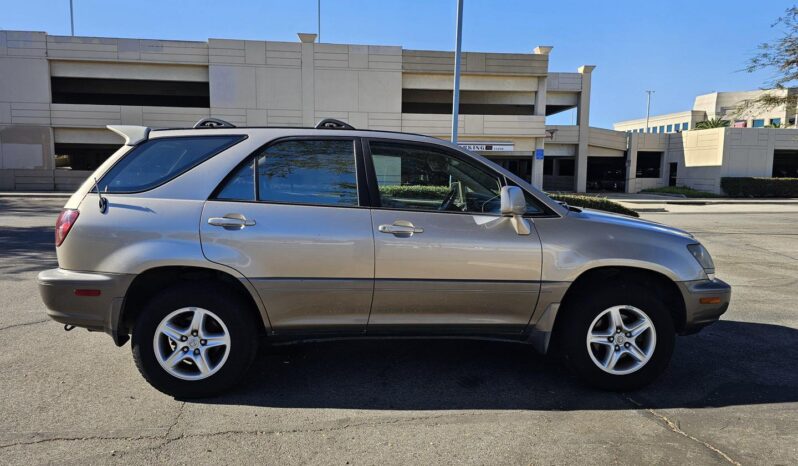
[378,221,423,236]
[208,214,256,230]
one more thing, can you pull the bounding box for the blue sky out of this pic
[1,0,791,127]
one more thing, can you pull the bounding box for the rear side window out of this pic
[215,139,359,207]
[98,135,244,193]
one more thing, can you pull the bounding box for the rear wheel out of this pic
[558,286,675,390]
[131,282,259,398]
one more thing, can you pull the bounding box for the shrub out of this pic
[379,185,449,199]
[548,193,639,217]
[640,186,720,198]
[720,177,798,197]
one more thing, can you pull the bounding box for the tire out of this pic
[131,281,259,398]
[557,285,675,391]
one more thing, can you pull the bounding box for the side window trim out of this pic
[210,136,369,209]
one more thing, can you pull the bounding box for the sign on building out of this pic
[458,142,515,152]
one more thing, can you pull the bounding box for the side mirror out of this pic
[500,186,531,235]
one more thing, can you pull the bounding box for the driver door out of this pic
[365,139,543,332]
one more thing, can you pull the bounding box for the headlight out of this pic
[687,243,715,276]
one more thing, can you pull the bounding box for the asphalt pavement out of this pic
[0,197,796,465]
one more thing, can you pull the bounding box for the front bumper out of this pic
[37,268,135,345]
[678,278,731,333]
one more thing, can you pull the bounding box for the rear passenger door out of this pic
[200,137,374,332]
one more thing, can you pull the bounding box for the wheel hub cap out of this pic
[153,307,231,381]
[586,305,657,375]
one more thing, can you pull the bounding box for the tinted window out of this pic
[369,141,532,215]
[99,136,242,193]
[216,159,255,201]
[256,139,358,206]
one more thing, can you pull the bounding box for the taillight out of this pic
[55,209,79,247]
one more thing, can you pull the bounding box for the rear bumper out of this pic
[678,278,731,334]
[37,268,135,345]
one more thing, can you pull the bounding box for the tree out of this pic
[695,118,731,130]
[739,6,798,122]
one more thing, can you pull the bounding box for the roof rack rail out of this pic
[315,118,355,130]
[193,117,236,129]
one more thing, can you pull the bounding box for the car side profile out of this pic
[38,118,730,398]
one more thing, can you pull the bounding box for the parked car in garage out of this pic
[38,118,730,398]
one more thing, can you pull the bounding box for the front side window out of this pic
[255,139,358,207]
[369,141,509,215]
[99,135,243,193]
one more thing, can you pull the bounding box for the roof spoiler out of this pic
[107,125,151,146]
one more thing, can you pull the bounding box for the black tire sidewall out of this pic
[560,286,675,391]
[131,281,258,398]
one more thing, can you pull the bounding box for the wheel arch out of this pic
[118,266,269,345]
[551,266,687,344]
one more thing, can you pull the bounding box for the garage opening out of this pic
[587,156,626,192]
[491,157,533,182]
[55,143,122,171]
[543,157,575,191]
[402,89,535,115]
[51,77,210,107]
[773,150,798,177]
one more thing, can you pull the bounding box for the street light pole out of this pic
[450,0,463,143]
[69,0,75,36]
[317,0,321,43]
[645,90,654,133]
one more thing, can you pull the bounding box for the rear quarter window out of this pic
[98,135,244,193]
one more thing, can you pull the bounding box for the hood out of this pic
[568,207,694,239]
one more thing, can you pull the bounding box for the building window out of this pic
[659,125,665,133]
[733,120,747,128]
[682,122,689,131]
[639,128,644,133]
[770,118,781,127]
[666,124,673,132]
[752,119,765,128]
[636,152,662,178]
[652,127,658,133]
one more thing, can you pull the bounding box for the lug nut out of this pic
[200,339,207,345]
[182,347,189,353]
[192,330,198,336]
[607,336,614,342]
[624,342,630,348]
[625,332,631,338]
[180,335,187,342]
[614,345,620,351]
[194,349,200,355]
[616,328,622,333]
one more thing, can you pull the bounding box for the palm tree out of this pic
[694,118,731,130]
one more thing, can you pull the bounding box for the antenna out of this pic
[93,177,108,213]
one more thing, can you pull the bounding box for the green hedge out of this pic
[720,177,798,197]
[548,194,639,217]
[379,185,449,199]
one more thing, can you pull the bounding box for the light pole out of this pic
[450,0,463,143]
[69,0,75,36]
[645,90,654,133]
[317,0,321,43]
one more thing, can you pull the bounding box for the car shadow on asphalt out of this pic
[198,320,798,411]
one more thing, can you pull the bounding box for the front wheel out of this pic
[558,286,675,391]
[131,282,259,398]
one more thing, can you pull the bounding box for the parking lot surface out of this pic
[1,197,796,465]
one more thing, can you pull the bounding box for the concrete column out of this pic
[298,33,317,127]
[531,46,552,190]
[574,65,595,192]
[625,132,638,193]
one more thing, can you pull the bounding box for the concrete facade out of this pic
[0,29,607,192]
[615,89,796,134]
